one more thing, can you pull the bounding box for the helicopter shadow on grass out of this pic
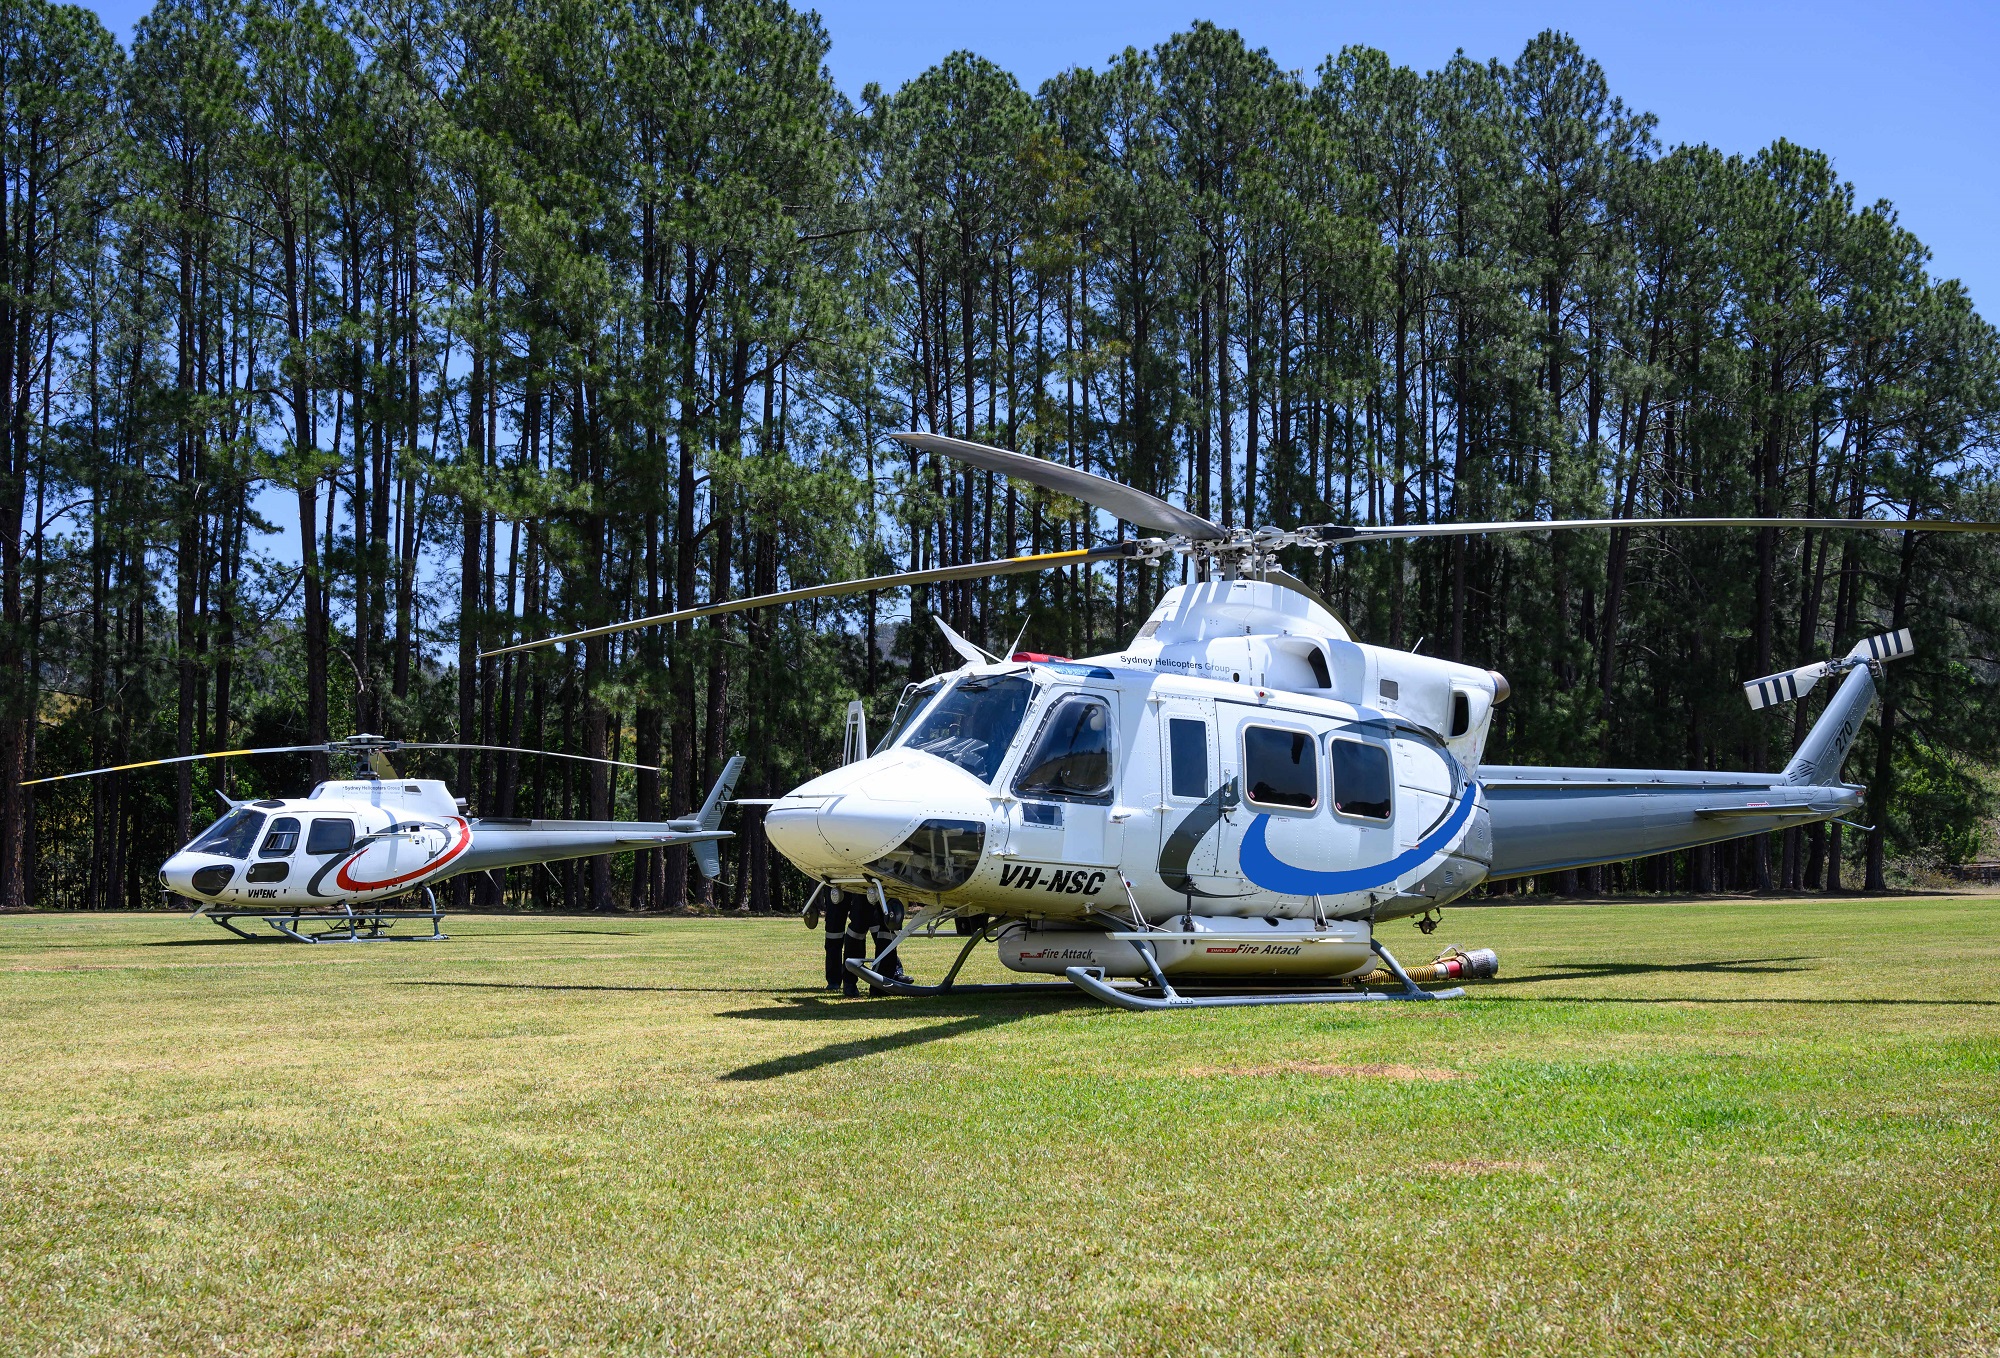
[400,979,827,997]
[144,934,292,947]
[1499,956,1820,984]
[1486,954,2000,1005]
[715,991,1095,1082]
[145,932,453,947]
[141,925,654,948]
[450,928,648,938]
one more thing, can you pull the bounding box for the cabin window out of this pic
[1013,695,1115,803]
[306,818,355,855]
[1331,739,1393,820]
[189,809,266,861]
[872,677,944,755]
[1450,691,1472,738]
[903,673,1035,785]
[1168,718,1209,799]
[1020,800,1062,826]
[1307,649,1332,688]
[1243,726,1318,811]
[259,817,301,857]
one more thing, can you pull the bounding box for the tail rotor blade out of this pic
[1745,630,1915,711]
[1744,663,1830,711]
[1847,627,1914,664]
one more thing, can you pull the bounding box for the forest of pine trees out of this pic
[7,0,2000,912]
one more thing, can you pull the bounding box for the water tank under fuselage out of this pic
[997,917,1374,980]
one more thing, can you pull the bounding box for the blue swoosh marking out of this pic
[1239,783,1480,897]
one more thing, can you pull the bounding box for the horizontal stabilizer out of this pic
[1694,802,1824,819]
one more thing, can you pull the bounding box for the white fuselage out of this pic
[159,780,472,909]
[765,579,1502,929]
[162,774,734,912]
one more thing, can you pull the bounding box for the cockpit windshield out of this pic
[901,673,1035,784]
[872,678,945,756]
[188,809,268,861]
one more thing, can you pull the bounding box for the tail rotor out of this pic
[1743,628,1912,711]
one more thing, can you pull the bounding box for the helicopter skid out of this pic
[846,934,1464,1008]
[843,924,1127,998]
[202,890,448,943]
[1063,966,1463,1011]
[1068,935,1463,1010]
[843,960,1085,997]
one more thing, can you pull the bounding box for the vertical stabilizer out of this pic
[1780,664,1876,787]
[691,754,745,879]
[1745,629,1911,787]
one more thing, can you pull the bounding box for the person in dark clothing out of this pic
[808,888,862,996]
[806,886,910,996]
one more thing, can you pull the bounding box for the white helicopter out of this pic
[26,735,742,942]
[486,431,1984,1009]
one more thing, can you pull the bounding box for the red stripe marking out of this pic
[336,818,471,893]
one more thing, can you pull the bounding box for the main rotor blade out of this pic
[396,742,660,773]
[479,541,1141,660]
[892,432,1225,542]
[26,739,668,789]
[1326,516,2000,542]
[21,745,328,787]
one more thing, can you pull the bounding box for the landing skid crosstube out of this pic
[845,933,1462,1009]
[202,888,448,943]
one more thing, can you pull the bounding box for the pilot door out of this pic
[1003,688,1124,868]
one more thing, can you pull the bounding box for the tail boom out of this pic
[1480,768,1863,881]
[1482,655,1881,881]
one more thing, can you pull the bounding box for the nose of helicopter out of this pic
[765,749,996,881]
[158,851,236,901]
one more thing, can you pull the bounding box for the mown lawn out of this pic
[1,897,1996,1356]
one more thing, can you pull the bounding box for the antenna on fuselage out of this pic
[842,701,868,767]
[933,615,998,666]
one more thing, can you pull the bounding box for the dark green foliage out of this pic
[6,8,1999,909]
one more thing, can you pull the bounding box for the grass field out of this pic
[2,898,1998,1357]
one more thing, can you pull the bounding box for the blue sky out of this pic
[806,0,1998,315]
[84,0,1996,313]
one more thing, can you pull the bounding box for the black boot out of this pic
[873,933,911,985]
[842,932,864,997]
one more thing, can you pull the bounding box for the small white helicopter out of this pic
[487,432,1987,1009]
[26,735,742,942]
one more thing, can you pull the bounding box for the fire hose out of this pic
[1358,945,1499,988]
